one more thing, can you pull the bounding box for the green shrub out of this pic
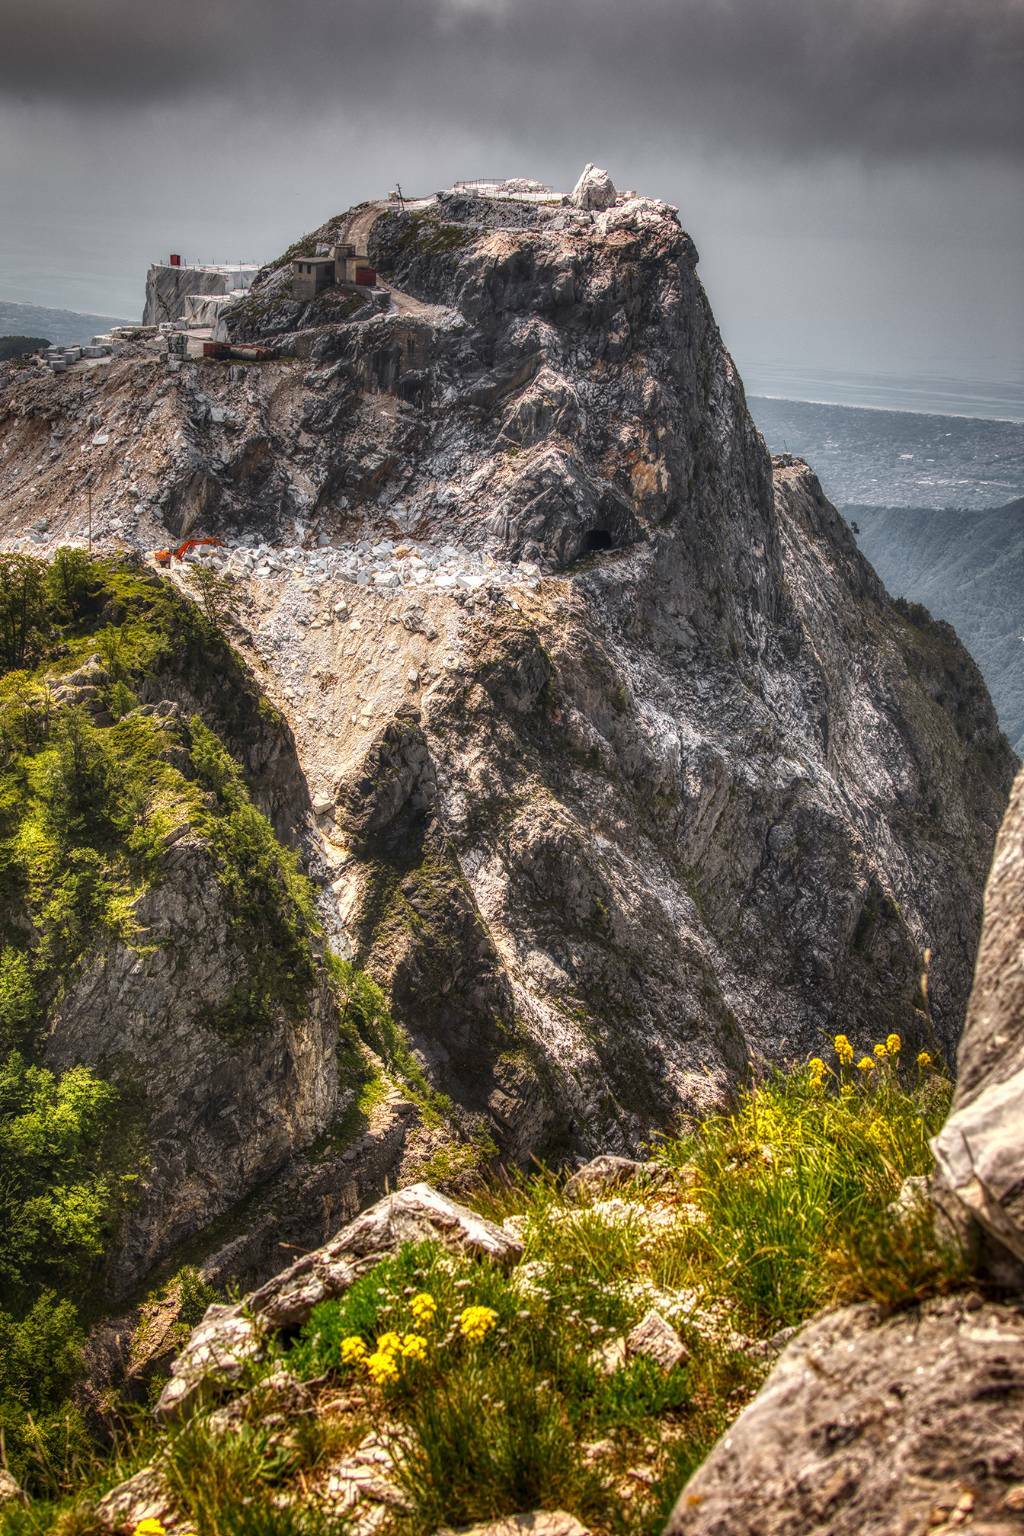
[654,1041,956,1327]
[163,1419,350,1536]
[0,1291,92,1495]
[389,1352,608,1531]
[0,1053,132,1305]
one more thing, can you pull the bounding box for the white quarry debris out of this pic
[178,535,543,599]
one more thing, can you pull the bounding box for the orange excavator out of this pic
[153,536,225,567]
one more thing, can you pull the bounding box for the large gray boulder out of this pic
[569,163,618,210]
[664,1294,1024,1535]
[155,1183,522,1419]
[932,765,1024,1284]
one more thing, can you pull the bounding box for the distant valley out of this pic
[751,395,1024,755]
[851,500,1024,755]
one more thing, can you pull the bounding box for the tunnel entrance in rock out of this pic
[581,528,614,554]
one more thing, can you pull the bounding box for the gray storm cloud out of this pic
[1,0,1021,162]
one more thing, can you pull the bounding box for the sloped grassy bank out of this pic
[0,551,331,1497]
[1,1041,961,1535]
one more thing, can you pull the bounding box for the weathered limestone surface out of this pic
[933,764,1024,1283]
[665,1295,1024,1536]
[626,1309,688,1372]
[564,1154,652,1200]
[155,1183,521,1418]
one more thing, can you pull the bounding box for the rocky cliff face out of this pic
[0,180,1015,1236]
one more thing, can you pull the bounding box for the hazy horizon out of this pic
[1,0,1021,406]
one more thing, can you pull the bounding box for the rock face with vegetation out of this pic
[0,556,342,1296]
[0,175,1018,1524]
[0,552,356,1494]
[5,184,1006,1165]
[666,764,1024,1536]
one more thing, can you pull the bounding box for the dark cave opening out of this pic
[581,528,614,554]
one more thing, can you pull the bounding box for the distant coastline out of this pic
[742,364,1023,424]
[751,391,1024,426]
[749,394,1024,511]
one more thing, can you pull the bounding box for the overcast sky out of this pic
[2,0,1021,408]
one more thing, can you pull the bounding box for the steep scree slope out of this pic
[0,185,1015,1180]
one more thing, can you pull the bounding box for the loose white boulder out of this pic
[570,164,618,211]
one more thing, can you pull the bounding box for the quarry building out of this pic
[290,242,377,301]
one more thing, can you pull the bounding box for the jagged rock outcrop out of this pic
[933,763,1024,1285]
[570,163,619,211]
[0,178,1015,1207]
[155,1183,521,1418]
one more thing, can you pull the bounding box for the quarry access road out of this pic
[337,197,449,324]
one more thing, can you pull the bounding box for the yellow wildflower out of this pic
[808,1057,826,1076]
[917,1050,933,1069]
[410,1291,437,1325]
[458,1304,498,1343]
[133,1524,167,1536]
[840,1083,854,1099]
[856,1056,875,1073]
[873,1042,888,1059]
[365,1348,400,1385]
[340,1335,367,1366]
[375,1330,402,1356]
[886,1033,901,1056]
[834,1034,854,1064]
[400,1331,428,1361]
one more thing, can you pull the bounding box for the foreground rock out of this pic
[95,1466,178,1532]
[665,1294,1024,1536]
[0,1470,22,1507]
[626,1309,688,1372]
[156,1183,520,1417]
[933,764,1024,1285]
[450,1516,592,1536]
[564,1153,653,1200]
